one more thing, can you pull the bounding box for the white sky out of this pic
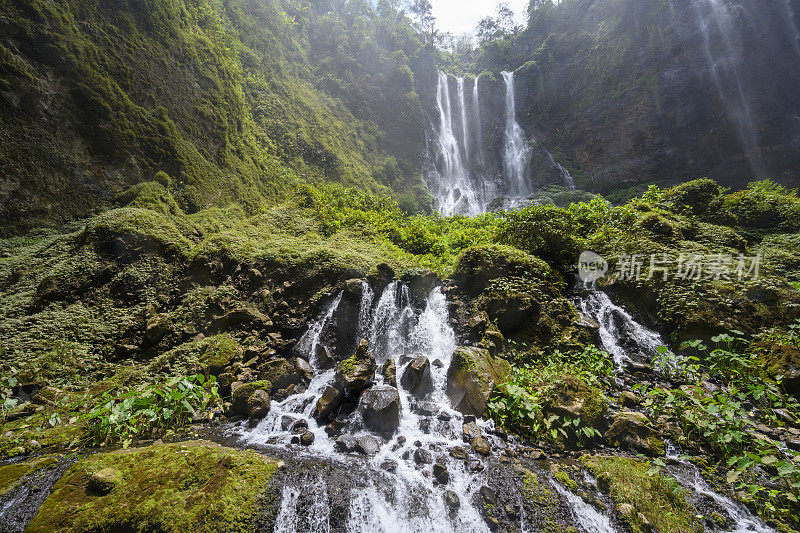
[430,0,529,35]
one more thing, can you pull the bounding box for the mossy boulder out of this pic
[446,346,512,417]
[27,441,278,533]
[258,358,304,394]
[541,375,607,431]
[606,412,665,456]
[452,244,555,295]
[665,178,721,216]
[150,334,242,378]
[335,339,377,393]
[231,380,272,415]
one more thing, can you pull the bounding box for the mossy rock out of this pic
[86,208,192,260]
[582,455,701,533]
[453,244,556,295]
[231,381,272,415]
[606,411,665,456]
[446,346,511,417]
[335,339,377,393]
[149,334,242,378]
[541,374,607,431]
[665,178,721,216]
[27,441,278,533]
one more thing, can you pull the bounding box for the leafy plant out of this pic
[83,374,220,447]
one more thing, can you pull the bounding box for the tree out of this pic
[407,0,438,45]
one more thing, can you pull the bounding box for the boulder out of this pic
[619,391,640,408]
[400,356,433,397]
[30,386,66,406]
[335,435,357,453]
[433,463,450,484]
[258,358,303,394]
[246,390,271,419]
[446,347,511,417]
[313,386,343,421]
[483,293,540,335]
[294,358,314,381]
[450,446,470,460]
[335,339,377,393]
[231,381,271,415]
[471,436,491,456]
[444,490,461,513]
[462,421,481,442]
[382,359,397,388]
[606,411,666,456]
[413,448,433,465]
[355,435,381,456]
[360,386,401,436]
[541,375,607,430]
[299,431,315,446]
[88,467,121,495]
[211,307,272,333]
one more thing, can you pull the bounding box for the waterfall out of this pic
[432,72,483,216]
[297,291,343,366]
[551,481,618,533]
[691,0,765,176]
[576,289,665,368]
[241,282,493,532]
[502,71,533,198]
[472,77,485,168]
[785,0,800,59]
[456,78,470,165]
[665,444,774,533]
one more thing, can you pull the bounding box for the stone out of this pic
[462,421,481,442]
[444,490,461,513]
[446,346,511,417]
[484,293,540,335]
[619,391,640,408]
[541,375,607,436]
[433,463,450,484]
[88,467,121,495]
[294,358,314,380]
[211,307,272,332]
[314,344,335,370]
[335,435,357,453]
[400,356,433,397]
[382,359,397,388]
[413,448,433,465]
[231,381,271,415]
[450,446,470,460]
[31,386,67,406]
[360,386,402,436]
[313,386,342,421]
[355,435,381,456]
[471,436,491,456]
[291,419,309,433]
[344,279,365,297]
[300,431,315,446]
[246,389,271,419]
[335,339,377,393]
[258,358,303,394]
[606,411,666,456]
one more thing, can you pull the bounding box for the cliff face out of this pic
[0,0,427,235]
[485,0,800,198]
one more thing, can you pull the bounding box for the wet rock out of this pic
[31,386,67,406]
[415,401,439,416]
[299,431,315,446]
[88,467,121,495]
[444,490,460,513]
[231,381,271,415]
[335,339,377,393]
[294,358,314,381]
[446,346,511,417]
[462,421,481,442]
[413,448,433,465]
[479,485,497,507]
[360,386,402,436]
[314,344,335,370]
[382,359,397,388]
[355,435,381,456]
[280,415,297,431]
[247,389,271,419]
[625,360,654,375]
[344,278,365,297]
[381,459,398,473]
[290,419,309,433]
[433,463,450,484]
[258,358,303,393]
[606,411,665,456]
[450,446,470,460]
[619,391,640,408]
[400,356,433,397]
[335,435,357,453]
[313,386,342,421]
[471,436,491,456]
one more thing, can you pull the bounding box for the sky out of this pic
[429,0,529,35]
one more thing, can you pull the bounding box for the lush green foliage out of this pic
[83,374,220,447]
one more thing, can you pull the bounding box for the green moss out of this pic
[27,440,278,533]
[583,455,701,533]
[87,207,193,259]
[0,455,58,497]
[231,381,271,413]
[552,468,578,491]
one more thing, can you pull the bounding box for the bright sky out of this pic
[430,0,529,35]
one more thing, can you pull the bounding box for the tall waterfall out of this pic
[472,77,485,168]
[502,71,533,198]
[432,72,484,216]
[691,0,765,176]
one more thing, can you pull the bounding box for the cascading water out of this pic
[431,72,484,217]
[691,0,765,176]
[576,288,665,368]
[665,443,775,533]
[551,481,618,533]
[456,78,470,166]
[241,282,493,532]
[502,71,533,198]
[472,77,485,168]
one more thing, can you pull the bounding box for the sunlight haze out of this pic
[430,0,529,34]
